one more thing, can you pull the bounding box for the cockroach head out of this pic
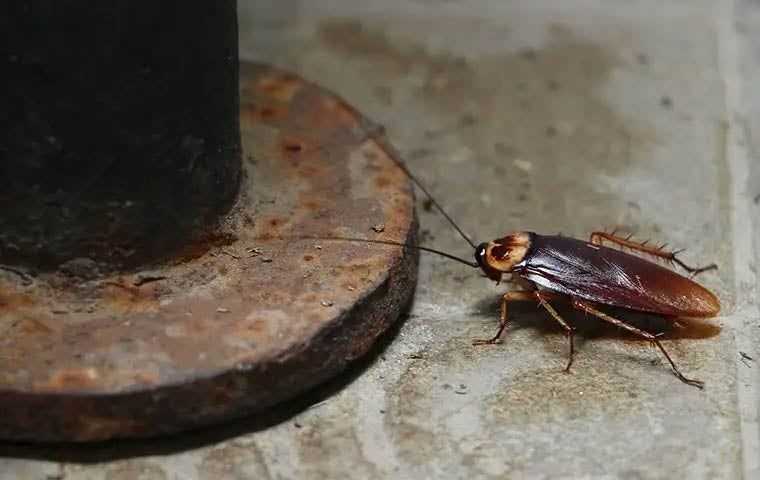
[475,232,531,283]
[475,242,503,283]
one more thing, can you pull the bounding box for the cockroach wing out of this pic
[516,234,720,317]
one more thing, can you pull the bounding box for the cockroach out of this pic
[317,157,720,389]
[469,230,719,388]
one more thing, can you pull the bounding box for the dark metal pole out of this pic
[0,1,241,273]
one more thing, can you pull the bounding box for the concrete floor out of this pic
[3,0,760,478]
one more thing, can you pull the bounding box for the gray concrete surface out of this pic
[2,0,759,478]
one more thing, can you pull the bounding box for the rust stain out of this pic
[254,231,274,241]
[173,232,237,264]
[14,317,54,335]
[102,281,160,313]
[302,199,321,211]
[299,165,322,178]
[393,208,410,221]
[320,96,362,128]
[258,104,286,121]
[375,176,392,188]
[244,317,268,335]
[302,293,319,303]
[37,367,99,390]
[281,137,306,156]
[229,315,272,343]
[0,290,35,310]
[241,103,287,126]
[124,370,161,386]
[255,74,302,102]
[259,105,280,119]
[295,93,362,136]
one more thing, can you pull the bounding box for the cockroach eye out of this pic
[475,243,488,270]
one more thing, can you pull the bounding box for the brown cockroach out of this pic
[470,231,719,389]
[321,158,720,388]
[349,227,719,387]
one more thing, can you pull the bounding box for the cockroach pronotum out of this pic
[317,157,720,389]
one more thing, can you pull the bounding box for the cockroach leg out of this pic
[472,291,535,345]
[669,252,718,277]
[473,291,575,372]
[571,298,704,389]
[534,291,575,372]
[589,231,717,276]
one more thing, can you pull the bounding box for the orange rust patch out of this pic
[299,165,321,177]
[132,371,160,386]
[303,255,314,261]
[260,106,277,117]
[302,293,318,303]
[173,232,236,263]
[244,318,268,335]
[232,316,269,341]
[282,138,304,154]
[102,281,160,313]
[256,74,302,102]
[241,104,286,123]
[117,369,161,386]
[14,317,54,335]
[320,97,361,128]
[302,199,321,211]
[375,176,391,188]
[250,216,287,238]
[242,103,286,126]
[0,290,35,310]
[39,367,99,390]
[395,205,412,216]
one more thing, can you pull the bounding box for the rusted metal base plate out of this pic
[0,62,417,442]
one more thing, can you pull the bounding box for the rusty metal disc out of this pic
[0,62,417,442]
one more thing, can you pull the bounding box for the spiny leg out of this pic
[473,291,575,372]
[589,231,717,276]
[571,298,704,389]
[534,291,575,372]
[472,291,536,345]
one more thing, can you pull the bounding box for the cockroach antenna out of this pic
[300,236,478,268]
[387,154,477,250]
[270,152,481,268]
